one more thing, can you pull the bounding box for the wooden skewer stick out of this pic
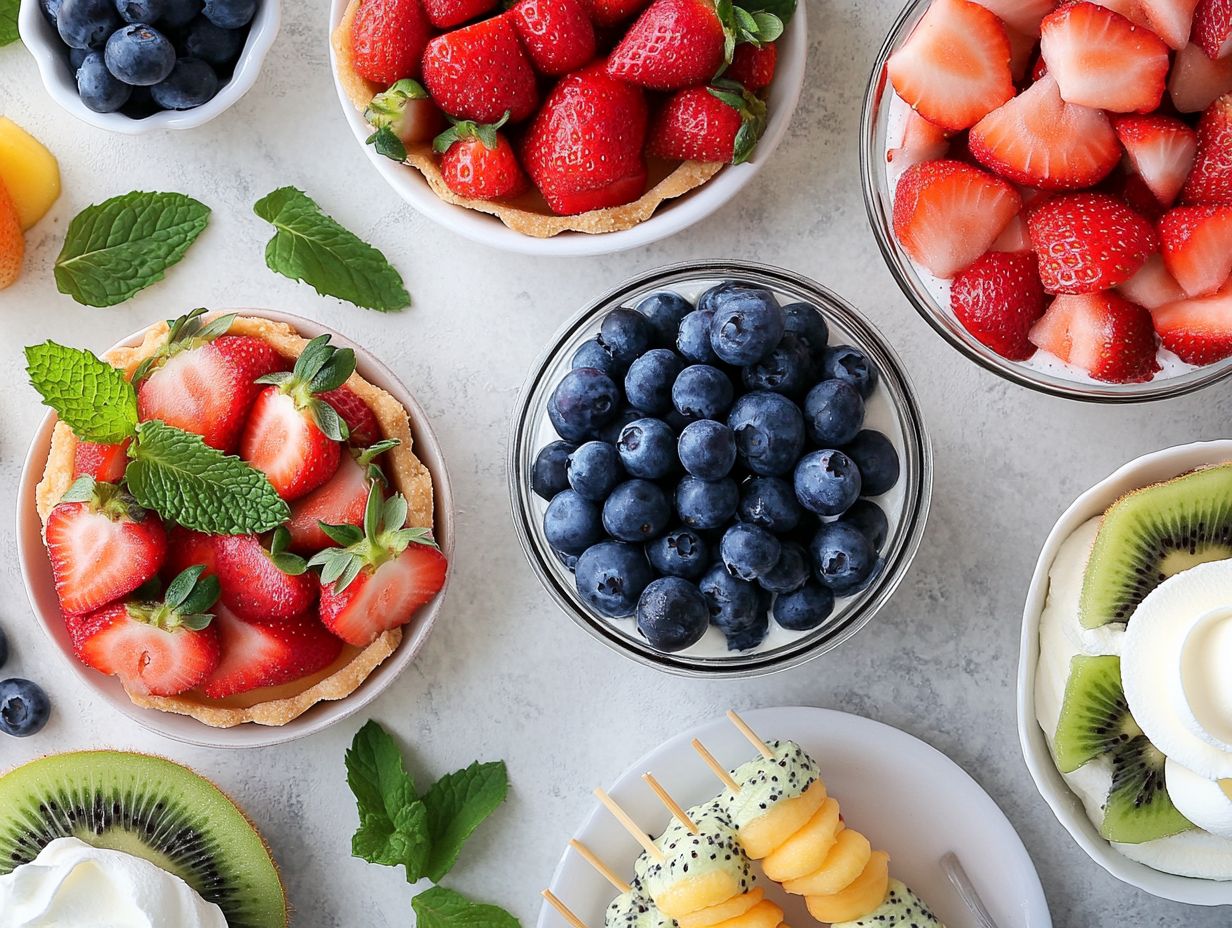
[727,709,774,760]
[569,839,631,894]
[691,738,740,793]
[642,772,699,834]
[542,890,591,928]
[594,787,665,862]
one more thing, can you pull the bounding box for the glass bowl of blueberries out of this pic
[509,261,932,677]
[19,0,279,132]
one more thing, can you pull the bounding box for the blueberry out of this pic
[58,0,122,49]
[636,578,709,652]
[182,15,245,64]
[201,0,253,28]
[603,479,670,542]
[575,542,653,617]
[672,364,733,420]
[544,490,604,555]
[636,291,693,347]
[803,379,865,447]
[647,527,710,579]
[595,406,642,445]
[624,348,683,415]
[566,441,623,502]
[773,582,835,631]
[158,0,201,28]
[742,333,813,397]
[69,45,91,72]
[783,302,828,356]
[572,338,623,378]
[677,419,736,481]
[720,523,781,581]
[823,345,879,398]
[616,418,675,480]
[794,449,861,516]
[150,57,218,107]
[738,476,801,533]
[727,392,805,477]
[116,0,165,22]
[676,309,717,364]
[844,430,900,496]
[0,679,51,738]
[698,280,773,314]
[708,285,785,365]
[531,440,575,501]
[842,499,889,551]
[699,566,768,651]
[0,627,7,670]
[810,521,877,595]
[552,547,579,572]
[548,368,620,442]
[598,307,652,365]
[40,0,62,23]
[105,24,176,86]
[759,541,810,594]
[76,50,131,111]
[675,475,739,530]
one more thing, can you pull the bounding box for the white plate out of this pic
[541,706,1050,928]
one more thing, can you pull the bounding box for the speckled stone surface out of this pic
[2,2,1231,926]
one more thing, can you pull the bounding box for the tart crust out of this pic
[331,0,724,238]
[35,314,436,728]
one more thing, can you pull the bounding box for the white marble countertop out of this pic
[2,2,1231,925]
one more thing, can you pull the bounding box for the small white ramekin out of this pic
[1018,440,1232,905]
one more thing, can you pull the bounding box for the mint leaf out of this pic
[0,0,18,46]
[126,421,288,534]
[345,721,431,883]
[412,887,520,928]
[254,187,410,313]
[25,342,138,444]
[55,192,210,307]
[422,761,509,882]
[743,0,795,24]
[354,800,431,880]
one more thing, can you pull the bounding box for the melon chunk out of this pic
[741,779,828,859]
[762,797,842,883]
[805,851,892,924]
[0,118,61,230]
[782,828,872,896]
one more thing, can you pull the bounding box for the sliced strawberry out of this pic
[73,439,130,484]
[1194,0,1232,59]
[213,530,318,623]
[887,0,1016,130]
[309,484,447,647]
[725,41,777,91]
[1116,0,1201,49]
[287,458,370,554]
[1170,42,1232,113]
[887,110,951,169]
[1007,26,1040,82]
[969,74,1119,190]
[1151,280,1232,362]
[201,605,343,699]
[422,13,539,124]
[1160,204,1232,295]
[971,0,1058,35]
[1113,115,1198,208]
[1029,290,1160,380]
[65,566,221,697]
[951,251,1048,359]
[420,0,497,29]
[1183,93,1232,204]
[892,159,1023,278]
[349,0,433,84]
[992,212,1032,251]
[319,385,381,448]
[1040,2,1170,113]
[1027,192,1157,292]
[164,526,218,579]
[511,0,597,76]
[1118,253,1187,307]
[1111,170,1168,222]
[46,478,166,616]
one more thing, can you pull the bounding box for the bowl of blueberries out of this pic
[19,0,278,131]
[509,261,932,677]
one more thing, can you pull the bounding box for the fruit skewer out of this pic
[543,890,593,928]
[568,837,677,928]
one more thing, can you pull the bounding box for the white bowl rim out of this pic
[17,0,281,134]
[15,307,455,749]
[1017,440,1232,905]
[324,0,807,257]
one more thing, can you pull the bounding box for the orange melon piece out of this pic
[762,797,842,882]
[0,117,60,230]
[804,851,891,924]
[708,899,783,928]
[781,828,872,896]
[656,870,745,919]
[741,779,828,859]
[677,889,764,928]
[0,178,24,289]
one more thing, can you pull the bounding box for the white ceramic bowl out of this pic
[15,308,454,748]
[18,0,280,133]
[326,2,807,256]
[1018,440,1232,905]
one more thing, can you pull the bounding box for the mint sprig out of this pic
[54,192,210,308]
[422,761,509,883]
[26,342,138,444]
[0,0,19,46]
[413,888,521,928]
[254,187,411,313]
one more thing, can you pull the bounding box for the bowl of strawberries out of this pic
[328,0,807,256]
[16,308,454,748]
[861,0,1232,401]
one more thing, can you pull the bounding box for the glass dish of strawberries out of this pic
[862,0,1232,401]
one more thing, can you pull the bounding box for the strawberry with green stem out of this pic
[421,13,539,124]
[365,79,447,163]
[213,527,319,623]
[287,439,400,554]
[433,113,529,201]
[648,79,767,164]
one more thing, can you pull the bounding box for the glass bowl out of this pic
[508,261,932,678]
[859,0,1232,403]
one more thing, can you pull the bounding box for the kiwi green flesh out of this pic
[0,751,286,928]
[1102,736,1193,844]
[1054,655,1142,773]
[1080,464,1232,629]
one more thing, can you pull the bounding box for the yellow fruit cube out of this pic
[762,797,842,882]
[804,851,891,924]
[677,888,764,928]
[741,779,828,859]
[0,117,61,230]
[708,899,783,928]
[782,828,872,896]
[656,870,745,918]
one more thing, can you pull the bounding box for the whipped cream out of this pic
[721,739,819,830]
[633,800,754,907]
[0,837,228,928]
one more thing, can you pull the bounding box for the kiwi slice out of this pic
[0,751,287,928]
[1053,654,1142,773]
[1103,737,1193,844]
[1080,463,1232,629]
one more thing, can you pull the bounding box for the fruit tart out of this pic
[27,309,448,729]
[331,0,798,237]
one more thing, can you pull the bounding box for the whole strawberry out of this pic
[589,0,650,26]
[523,63,649,215]
[511,0,597,76]
[319,384,383,447]
[73,438,130,483]
[420,0,496,29]
[422,13,539,124]
[648,80,766,164]
[434,114,529,201]
[364,79,447,154]
[607,0,782,91]
[950,251,1047,360]
[213,528,319,623]
[725,40,776,90]
[1027,193,1157,293]
[349,0,432,85]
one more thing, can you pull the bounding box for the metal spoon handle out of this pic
[941,851,1001,928]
